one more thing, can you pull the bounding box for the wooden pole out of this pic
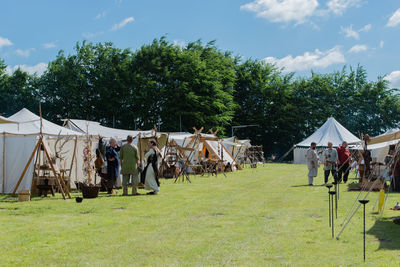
[12,140,40,195]
[68,136,78,184]
[42,138,70,199]
[2,133,5,193]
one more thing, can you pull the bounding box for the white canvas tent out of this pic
[167,132,239,171]
[356,128,400,163]
[63,119,154,145]
[223,137,251,163]
[0,108,90,194]
[293,117,360,164]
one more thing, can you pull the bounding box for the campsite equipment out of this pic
[329,191,336,238]
[75,196,83,203]
[359,199,369,261]
[18,190,30,202]
[395,202,400,210]
[326,184,333,227]
[77,182,100,198]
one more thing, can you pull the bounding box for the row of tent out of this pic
[0,108,252,194]
[293,117,399,164]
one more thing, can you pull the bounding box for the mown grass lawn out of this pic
[1,164,400,266]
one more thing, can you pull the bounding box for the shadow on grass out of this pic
[291,184,327,187]
[367,216,400,250]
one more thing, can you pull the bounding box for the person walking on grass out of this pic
[337,141,351,183]
[142,140,162,195]
[306,142,319,186]
[106,138,120,195]
[120,135,140,196]
[323,142,338,184]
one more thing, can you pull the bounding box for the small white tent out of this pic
[0,109,88,194]
[293,117,360,164]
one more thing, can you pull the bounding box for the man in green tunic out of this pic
[120,135,139,196]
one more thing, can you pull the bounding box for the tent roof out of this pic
[64,119,154,139]
[1,108,83,136]
[0,115,15,123]
[295,117,360,148]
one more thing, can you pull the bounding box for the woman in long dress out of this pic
[143,140,162,195]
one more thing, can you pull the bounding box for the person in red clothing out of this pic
[337,141,351,183]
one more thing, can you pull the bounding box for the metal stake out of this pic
[359,199,369,262]
[329,191,336,238]
[333,181,338,219]
[326,184,333,227]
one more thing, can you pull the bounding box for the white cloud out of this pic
[82,31,104,39]
[95,11,106,20]
[6,62,47,76]
[240,0,362,25]
[340,24,371,39]
[111,16,134,31]
[360,24,371,32]
[327,0,361,15]
[43,42,56,49]
[264,46,345,72]
[348,44,367,54]
[15,48,35,57]
[380,40,384,48]
[240,0,319,24]
[387,8,400,27]
[384,70,400,88]
[0,36,13,48]
[340,25,359,39]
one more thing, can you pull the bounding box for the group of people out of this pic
[306,141,351,186]
[97,135,162,196]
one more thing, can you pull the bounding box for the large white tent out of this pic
[293,117,360,164]
[0,109,88,194]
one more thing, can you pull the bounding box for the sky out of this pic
[1,0,400,87]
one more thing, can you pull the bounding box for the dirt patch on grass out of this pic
[211,213,226,217]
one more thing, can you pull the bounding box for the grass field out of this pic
[1,164,400,266]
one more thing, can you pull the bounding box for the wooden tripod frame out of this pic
[12,136,71,199]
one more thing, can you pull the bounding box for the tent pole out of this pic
[2,133,5,193]
[68,135,78,185]
[12,140,40,195]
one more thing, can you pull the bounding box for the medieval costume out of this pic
[390,156,400,192]
[120,143,139,195]
[323,148,338,183]
[143,148,161,194]
[106,145,120,194]
[337,145,351,183]
[306,148,319,185]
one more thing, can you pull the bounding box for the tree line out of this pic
[1,37,400,158]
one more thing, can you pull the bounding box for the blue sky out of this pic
[1,0,400,87]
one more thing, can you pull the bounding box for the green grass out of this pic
[1,164,400,266]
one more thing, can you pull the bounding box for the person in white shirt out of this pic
[306,142,319,186]
[323,142,338,184]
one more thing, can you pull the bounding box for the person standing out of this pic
[143,140,162,194]
[106,138,120,195]
[120,135,139,196]
[337,141,351,183]
[389,154,400,192]
[306,142,319,186]
[324,142,338,184]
